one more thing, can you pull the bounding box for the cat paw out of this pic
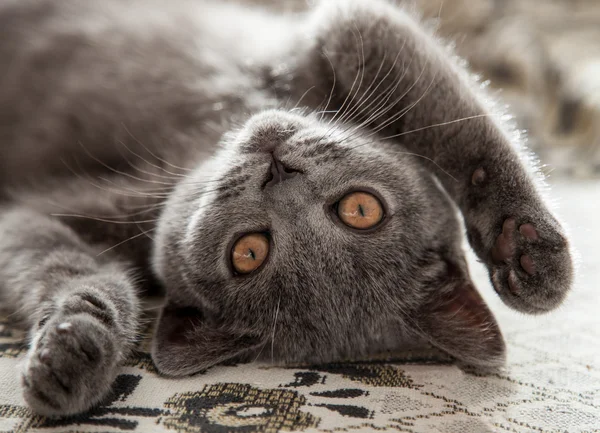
[21,293,121,416]
[488,218,573,314]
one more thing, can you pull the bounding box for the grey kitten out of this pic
[0,0,573,417]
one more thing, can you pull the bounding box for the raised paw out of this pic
[22,294,122,416]
[488,217,573,314]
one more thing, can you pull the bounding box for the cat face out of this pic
[151,110,504,375]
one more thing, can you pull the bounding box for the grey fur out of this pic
[0,0,573,417]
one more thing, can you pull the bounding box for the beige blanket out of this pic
[1,180,599,433]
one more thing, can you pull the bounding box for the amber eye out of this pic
[231,233,270,274]
[337,191,384,230]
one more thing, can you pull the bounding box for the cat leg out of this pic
[295,0,573,314]
[0,205,140,416]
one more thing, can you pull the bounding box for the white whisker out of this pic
[271,295,281,365]
[121,123,192,172]
[96,229,155,257]
[380,114,492,141]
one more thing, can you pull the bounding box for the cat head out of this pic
[151,109,504,376]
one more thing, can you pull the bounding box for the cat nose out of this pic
[263,155,300,188]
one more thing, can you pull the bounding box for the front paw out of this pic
[22,298,121,416]
[489,218,573,314]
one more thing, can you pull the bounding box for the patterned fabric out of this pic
[1,181,599,433]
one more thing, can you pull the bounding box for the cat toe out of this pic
[22,315,118,416]
[519,254,535,275]
[519,223,539,240]
[489,218,573,314]
[491,218,516,263]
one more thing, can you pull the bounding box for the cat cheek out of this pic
[152,302,263,376]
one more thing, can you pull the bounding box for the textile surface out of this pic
[1,180,599,432]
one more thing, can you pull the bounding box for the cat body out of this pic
[0,0,573,416]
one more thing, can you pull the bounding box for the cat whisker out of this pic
[124,175,253,196]
[116,139,191,180]
[271,295,281,365]
[362,51,435,137]
[313,110,339,116]
[5,303,35,323]
[97,177,173,197]
[77,141,176,186]
[338,37,408,131]
[50,213,159,225]
[380,114,493,141]
[336,57,435,146]
[317,52,391,144]
[333,53,390,139]
[319,50,338,122]
[368,65,438,136]
[317,28,367,141]
[343,48,413,137]
[329,48,415,143]
[335,26,368,127]
[346,49,426,140]
[77,202,163,220]
[118,201,168,211]
[63,152,255,217]
[21,190,165,223]
[96,228,156,257]
[334,50,407,141]
[292,86,317,111]
[327,26,365,127]
[121,123,192,172]
[61,158,172,200]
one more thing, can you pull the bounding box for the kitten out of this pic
[0,0,573,417]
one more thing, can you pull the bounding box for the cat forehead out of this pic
[234,109,387,156]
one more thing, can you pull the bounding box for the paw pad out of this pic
[491,218,516,263]
[519,223,538,240]
[38,349,51,364]
[23,314,118,416]
[507,271,520,294]
[488,215,571,313]
[471,167,486,185]
[519,254,535,275]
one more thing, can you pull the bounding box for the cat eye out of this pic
[231,233,270,274]
[336,191,384,230]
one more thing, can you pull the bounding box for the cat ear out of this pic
[151,301,263,376]
[416,274,506,368]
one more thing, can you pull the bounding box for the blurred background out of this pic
[418,0,600,179]
[249,0,600,178]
